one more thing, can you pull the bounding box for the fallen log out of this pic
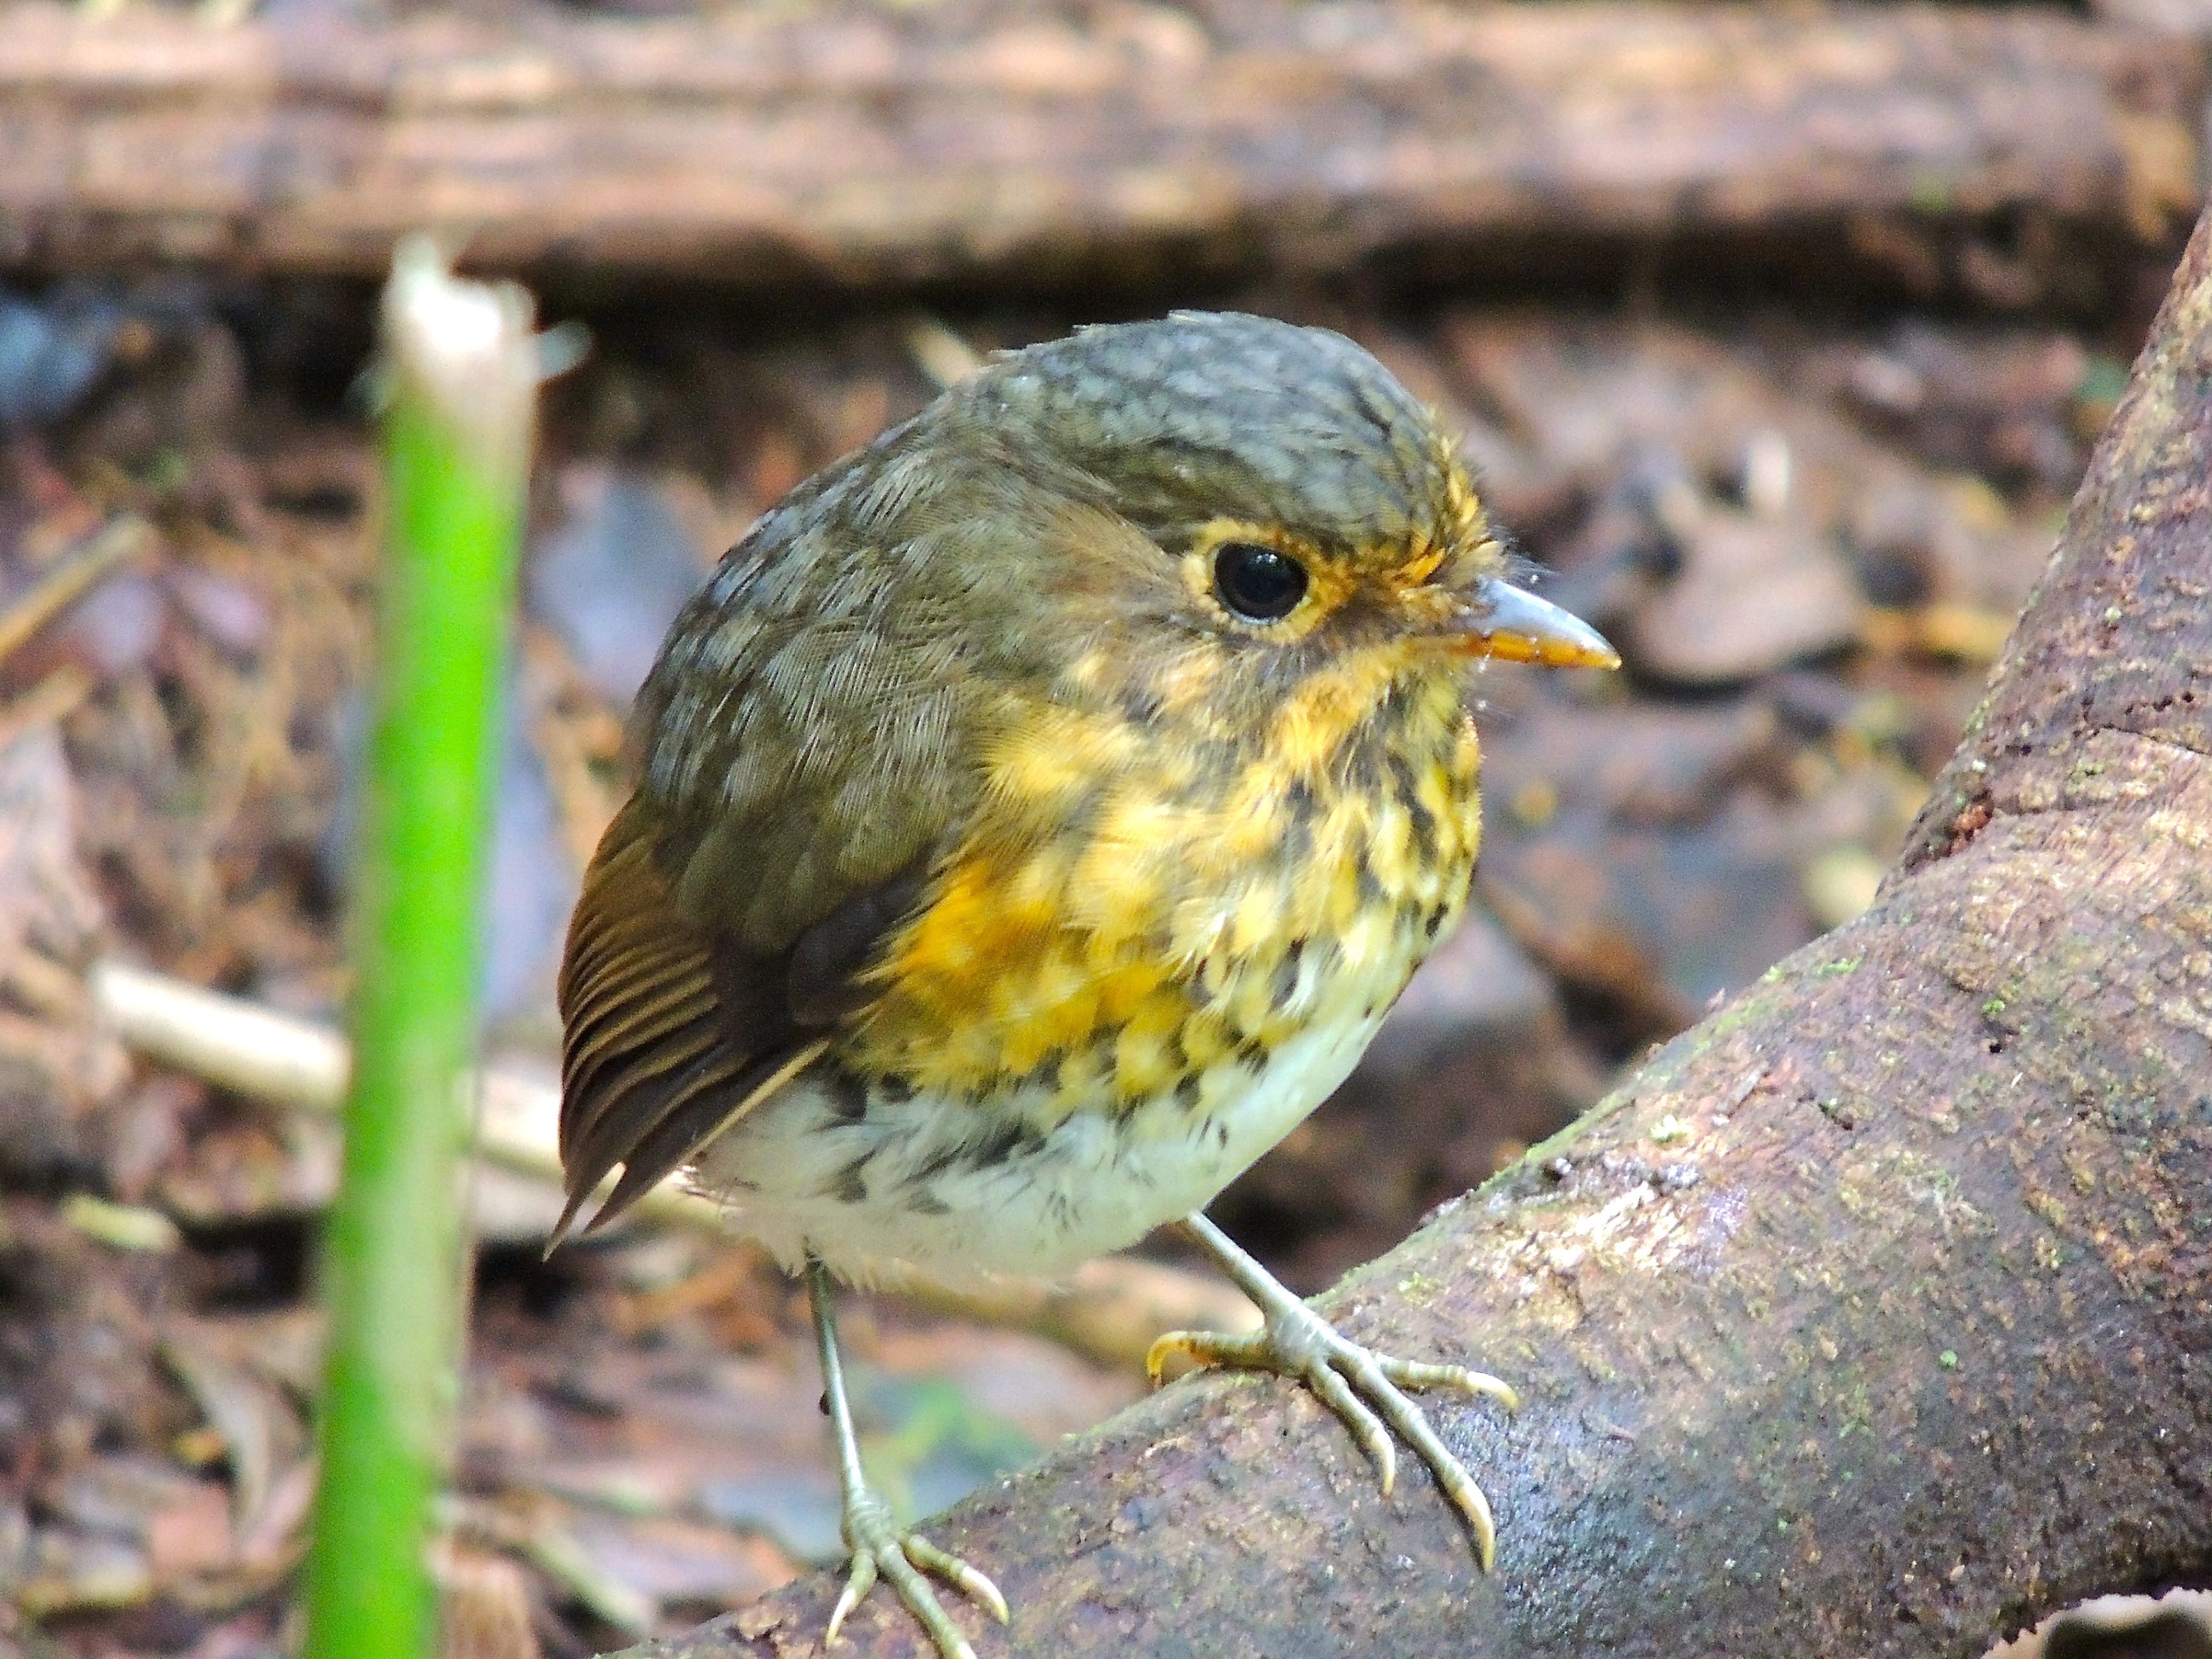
[615,195,2212,1657]
[0,1,2197,292]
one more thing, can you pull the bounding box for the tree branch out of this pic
[615,200,2212,1659]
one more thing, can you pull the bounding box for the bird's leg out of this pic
[806,1259,1008,1657]
[1147,1213,1519,1569]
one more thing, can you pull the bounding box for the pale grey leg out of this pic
[808,1259,1008,1656]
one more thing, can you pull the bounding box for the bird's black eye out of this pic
[1212,541,1309,622]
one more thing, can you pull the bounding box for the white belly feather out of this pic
[689,1003,1389,1287]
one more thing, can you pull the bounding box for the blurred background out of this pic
[0,0,2205,1654]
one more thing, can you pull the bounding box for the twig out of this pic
[89,960,1257,1366]
[90,958,722,1233]
[0,665,94,752]
[0,514,153,669]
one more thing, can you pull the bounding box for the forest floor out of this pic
[0,2,2204,1654]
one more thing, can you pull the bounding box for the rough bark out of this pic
[0,1,2197,290]
[619,206,2212,1657]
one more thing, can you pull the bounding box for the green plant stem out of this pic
[301,240,537,1659]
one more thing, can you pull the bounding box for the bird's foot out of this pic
[826,1484,1007,1658]
[1148,1296,1517,1570]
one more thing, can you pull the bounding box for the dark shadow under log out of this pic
[621,207,2212,1658]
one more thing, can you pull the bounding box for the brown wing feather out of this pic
[550,418,1012,1245]
[551,797,926,1245]
[554,801,751,1241]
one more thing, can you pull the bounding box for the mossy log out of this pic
[620,202,2212,1658]
[0,0,2198,293]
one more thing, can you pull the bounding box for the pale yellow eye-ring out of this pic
[1181,519,1344,639]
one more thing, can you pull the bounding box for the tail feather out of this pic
[552,802,788,1245]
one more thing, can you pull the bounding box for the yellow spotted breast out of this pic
[837,638,1485,1133]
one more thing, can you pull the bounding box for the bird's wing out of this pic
[552,799,935,1241]
[552,471,986,1243]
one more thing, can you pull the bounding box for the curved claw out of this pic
[1343,1347,1501,1569]
[824,1548,877,1649]
[1145,1326,1218,1384]
[907,1532,1010,1625]
[1374,1354,1521,1412]
[1151,1305,1513,1571]
[828,1503,999,1658]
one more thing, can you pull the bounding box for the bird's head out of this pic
[891,311,1616,778]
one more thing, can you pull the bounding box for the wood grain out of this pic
[619,195,2212,1658]
[0,1,2197,287]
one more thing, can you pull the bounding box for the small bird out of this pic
[553,312,1617,1657]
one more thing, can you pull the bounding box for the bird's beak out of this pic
[1450,578,1620,670]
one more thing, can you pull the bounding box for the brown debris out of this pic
[437,1542,546,1659]
[0,69,2180,1653]
[0,719,126,1184]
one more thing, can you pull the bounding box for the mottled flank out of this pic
[555,311,1576,1281]
[851,651,1482,1124]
